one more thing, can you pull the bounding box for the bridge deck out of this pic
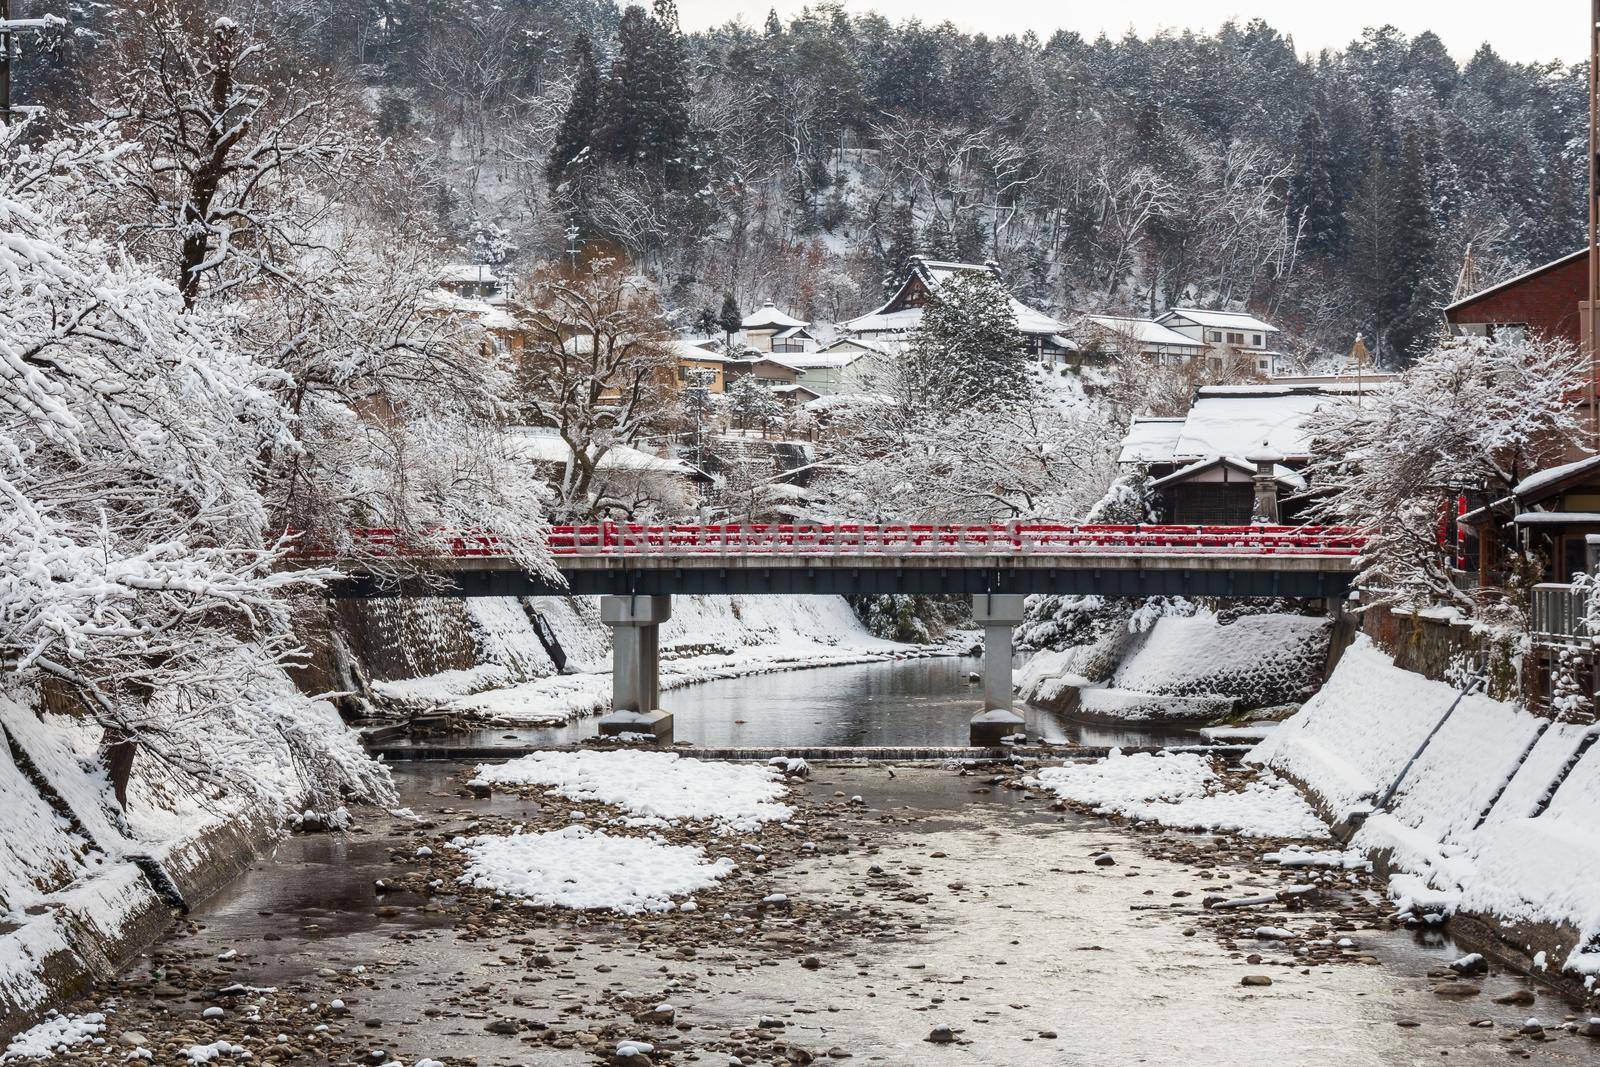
[316,523,1362,599]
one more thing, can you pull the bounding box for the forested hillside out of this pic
[18,0,1587,363]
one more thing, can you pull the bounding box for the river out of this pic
[389,655,1203,751]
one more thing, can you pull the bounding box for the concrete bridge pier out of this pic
[970,593,1028,746]
[598,595,673,744]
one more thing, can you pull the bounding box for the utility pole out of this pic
[1589,0,1600,442]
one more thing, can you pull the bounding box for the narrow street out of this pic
[30,762,1590,1066]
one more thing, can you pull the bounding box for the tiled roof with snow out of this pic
[437,263,500,284]
[1160,308,1279,334]
[1170,388,1336,462]
[774,351,867,370]
[1081,315,1202,349]
[741,302,809,330]
[842,258,1065,338]
[1511,454,1600,501]
[1117,417,1185,464]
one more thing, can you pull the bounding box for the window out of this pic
[1252,334,1262,346]
[1171,484,1254,524]
[1208,330,1222,342]
[1226,331,1244,344]
[1490,323,1528,342]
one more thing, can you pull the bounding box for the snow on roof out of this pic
[503,431,695,474]
[842,258,1065,338]
[1117,417,1186,465]
[1171,389,1337,462]
[1444,248,1586,313]
[437,263,500,285]
[1512,454,1600,501]
[1149,456,1305,490]
[772,384,822,398]
[1081,315,1202,349]
[671,338,731,362]
[840,306,924,334]
[741,302,809,330]
[772,325,814,340]
[819,336,901,357]
[773,350,867,370]
[422,289,519,331]
[1160,308,1280,334]
[1513,511,1600,525]
[804,391,897,412]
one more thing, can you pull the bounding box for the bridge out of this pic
[311,523,1363,745]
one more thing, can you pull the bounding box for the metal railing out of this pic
[1532,582,1594,645]
[308,523,1367,561]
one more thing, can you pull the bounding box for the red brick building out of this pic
[1443,248,1586,347]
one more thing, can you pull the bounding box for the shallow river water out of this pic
[143,762,1591,1067]
[391,655,1202,751]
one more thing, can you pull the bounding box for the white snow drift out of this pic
[471,749,793,832]
[1029,749,1328,840]
[451,826,734,913]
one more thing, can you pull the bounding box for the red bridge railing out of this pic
[317,524,1365,560]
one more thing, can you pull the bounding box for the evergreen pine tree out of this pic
[1385,128,1441,364]
[718,292,743,348]
[595,5,692,185]
[878,201,918,297]
[546,34,602,191]
[906,273,1029,413]
[1289,110,1342,256]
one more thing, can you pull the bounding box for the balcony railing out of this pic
[1532,583,1594,645]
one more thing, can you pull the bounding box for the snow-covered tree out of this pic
[0,124,389,809]
[513,255,677,518]
[726,375,785,433]
[902,271,1028,415]
[1305,333,1590,616]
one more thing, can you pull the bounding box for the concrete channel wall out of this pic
[1252,635,1600,995]
[0,693,316,1045]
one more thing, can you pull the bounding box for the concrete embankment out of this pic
[0,690,360,1044]
[1251,634,1600,996]
[1018,606,1334,724]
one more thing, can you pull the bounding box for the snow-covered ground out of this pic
[453,750,797,914]
[1253,636,1600,983]
[451,826,735,914]
[1018,608,1330,723]
[373,594,946,723]
[470,749,794,832]
[1027,750,1329,839]
[0,1010,106,1062]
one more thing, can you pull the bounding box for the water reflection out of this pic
[393,656,1204,749]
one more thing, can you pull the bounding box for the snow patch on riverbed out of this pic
[472,750,793,832]
[451,826,733,913]
[1028,750,1328,839]
[1,1010,105,1060]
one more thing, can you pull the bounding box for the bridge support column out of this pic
[970,594,1028,746]
[598,595,673,744]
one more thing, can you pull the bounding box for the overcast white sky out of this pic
[677,1,1589,64]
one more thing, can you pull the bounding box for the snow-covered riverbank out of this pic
[365,594,961,724]
[1253,636,1600,990]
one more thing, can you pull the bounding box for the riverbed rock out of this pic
[1092,853,1116,867]
[1240,975,1273,987]
[926,1024,955,1044]
[1494,990,1537,1006]
[1432,982,1480,997]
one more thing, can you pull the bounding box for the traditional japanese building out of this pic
[841,256,1077,364]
